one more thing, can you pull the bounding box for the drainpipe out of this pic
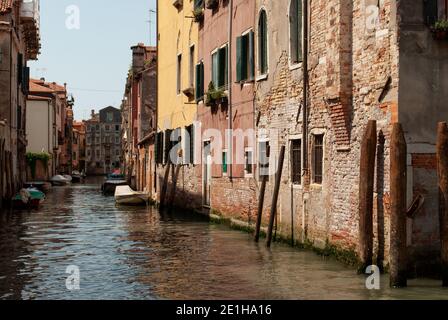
[228,0,233,179]
[302,0,309,178]
[301,0,309,242]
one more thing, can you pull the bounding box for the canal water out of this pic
[0,178,447,300]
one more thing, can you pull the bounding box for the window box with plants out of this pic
[205,82,228,107]
[193,0,205,23]
[431,20,448,40]
[206,0,219,10]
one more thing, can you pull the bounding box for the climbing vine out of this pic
[26,152,51,179]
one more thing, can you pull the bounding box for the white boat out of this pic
[50,175,71,186]
[114,186,149,206]
[63,175,73,182]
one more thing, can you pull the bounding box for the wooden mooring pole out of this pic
[358,120,377,271]
[266,145,285,248]
[159,160,171,209]
[390,123,407,288]
[254,174,268,242]
[0,140,4,209]
[437,122,448,287]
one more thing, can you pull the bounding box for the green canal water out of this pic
[0,178,447,300]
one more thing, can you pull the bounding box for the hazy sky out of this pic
[29,0,157,121]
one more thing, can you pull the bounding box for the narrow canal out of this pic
[0,178,447,300]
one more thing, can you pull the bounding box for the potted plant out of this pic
[206,0,219,10]
[432,20,448,40]
[205,82,227,107]
[193,7,204,23]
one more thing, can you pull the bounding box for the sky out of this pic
[29,0,157,121]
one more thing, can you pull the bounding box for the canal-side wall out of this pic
[253,0,400,267]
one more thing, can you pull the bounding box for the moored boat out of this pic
[23,182,52,193]
[13,188,46,210]
[114,186,149,206]
[102,173,127,195]
[71,171,83,183]
[50,175,71,186]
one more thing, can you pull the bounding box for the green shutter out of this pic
[259,11,268,74]
[297,0,303,62]
[200,62,204,98]
[218,47,227,89]
[241,35,248,81]
[236,36,243,82]
[224,45,229,87]
[248,31,255,80]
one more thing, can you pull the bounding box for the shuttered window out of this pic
[423,0,438,26]
[177,54,182,94]
[290,0,303,64]
[212,51,219,88]
[258,10,268,75]
[195,61,204,101]
[291,139,302,184]
[164,129,173,164]
[218,45,228,89]
[186,124,194,164]
[313,134,324,184]
[259,141,270,177]
[155,132,164,164]
[236,31,254,82]
[222,151,228,174]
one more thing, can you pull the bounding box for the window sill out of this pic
[289,62,302,71]
[291,183,303,190]
[310,183,323,191]
[256,73,268,82]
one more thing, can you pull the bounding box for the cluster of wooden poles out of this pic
[359,120,448,288]
[0,138,15,210]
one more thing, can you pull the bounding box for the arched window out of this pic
[289,0,303,64]
[258,9,268,75]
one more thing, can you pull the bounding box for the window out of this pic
[107,113,113,122]
[423,0,438,26]
[245,150,254,175]
[155,132,164,164]
[313,134,324,184]
[195,61,204,101]
[212,50,219,88]
[290,0,303,64]
[189,45,195,88]
[291,139,302,185]
[259,141,270,177]
[106,125,110,131]
[115,137,120,144]
[212,45,228,90]
[222,151,228,175]
[87,150,91,157]
[115,125,120,131]
[236,31,255,82]
[73,152,77,159]
[96,150,100,157]
[164,129,173,164]
[186,124,194,164]
[17,106,22,130]
[258,9,268,75]
[177,54,182,94]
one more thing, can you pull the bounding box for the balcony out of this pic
[20,0,41,60]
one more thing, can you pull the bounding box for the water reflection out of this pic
[0,178,447,300]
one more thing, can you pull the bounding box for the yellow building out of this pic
[157,0,199,131]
